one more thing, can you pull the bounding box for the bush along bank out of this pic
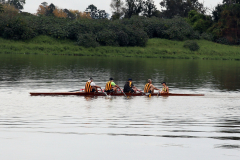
[0,12,213,48]
[0,36,240,60]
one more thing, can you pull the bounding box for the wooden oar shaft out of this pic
[119,88,127,97]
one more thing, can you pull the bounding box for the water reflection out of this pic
[84,96,97,101]
[0,55,240,159]
[0,54,240,91]
[215,144,240,149]
[214,118,240,141]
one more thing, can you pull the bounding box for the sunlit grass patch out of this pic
[0,36,240,60]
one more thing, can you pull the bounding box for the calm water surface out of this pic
[0,54,240,160]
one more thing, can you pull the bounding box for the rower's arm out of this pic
[151,84,160,90]
[166,87,169,93]
[95,85,101,88]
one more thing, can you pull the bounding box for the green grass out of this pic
[0,35,240,60]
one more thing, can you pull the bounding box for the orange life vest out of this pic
[144,83,151,93]
[105,81,112,91]
[85,81,92,93]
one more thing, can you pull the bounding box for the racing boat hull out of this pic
[30,92,204,96]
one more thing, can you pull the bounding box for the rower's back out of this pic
[144,79,152,93]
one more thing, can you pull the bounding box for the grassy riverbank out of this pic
[0,35,240,60]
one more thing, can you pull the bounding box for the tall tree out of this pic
[223,0,240,4]
[63,9,76,20]
[85,4,108,19]
[212,4,225,22]
[142,0,157,17]
[0,0,26,10]
[160,0,205,18]
[0,3,4,13]
[110,0,124,20]
[210,3,240,44]
[98,10,108,19]
[41,1,48,7]
[52,7,67,18]
[124,0,144,18]
[36,2,56,16]
[212,0,240,22]
[46,3,55,16]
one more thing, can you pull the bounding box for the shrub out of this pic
[190,31,200,40]
[116,31,129,46]
[216,37,232,45]
[124,27,149,47]
[97,29,118,46]
[237,39,240,45]
[77,33,99,48]
[200,33,214,41]
[2,17,36,40]
[164,17,197,40]
[183,40,200,51]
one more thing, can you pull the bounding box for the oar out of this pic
[119,88,127,97]
[157,91,161,97]
[99,89,108,96]
[69,89,84,92]
[137,89,146,95]
[138,89,151,97]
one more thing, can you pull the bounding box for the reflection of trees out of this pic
[214,118,240,140]
[200,61,240,91]
[0,55,239,91]
[0,55,29,81]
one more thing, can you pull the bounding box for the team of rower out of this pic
[85,77,169,94]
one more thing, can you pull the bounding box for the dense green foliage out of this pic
[0,0,240,48]
[160,0,205,18]
[187,10,213,33]
[77,33,99,48]
[0,0,25,10]
[0,4,3,13]
[183,40,200,51]
[209,3,240,45]
[0,12,203,47]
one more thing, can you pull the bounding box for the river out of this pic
[0,54,239,160]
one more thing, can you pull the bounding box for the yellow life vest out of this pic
[105,81,112,91]
[129,81,132,88]
[85,81,92,93]
[162,87,167,92]
[144,83,151,93]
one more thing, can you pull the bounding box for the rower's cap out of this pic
[128,78,132,81]
[110,77,114,80]
[161,82,166,84]
[89,77,93,80]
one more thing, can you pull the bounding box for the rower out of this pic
[85,77,101,93]
[123,78,138,93]
[105,77,120,93]
[144,79,160,93]
[160,82,169,94]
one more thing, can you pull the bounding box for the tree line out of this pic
[0,0,240,46]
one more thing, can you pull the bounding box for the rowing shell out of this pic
[30,92,204,96]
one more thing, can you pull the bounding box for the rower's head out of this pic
[148,79,152,84]
[161,82,166,86]
[109,77,114,82]
[89,77,93,82]
[128,78,132,82]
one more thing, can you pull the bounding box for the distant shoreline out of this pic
[1,35,240,60]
